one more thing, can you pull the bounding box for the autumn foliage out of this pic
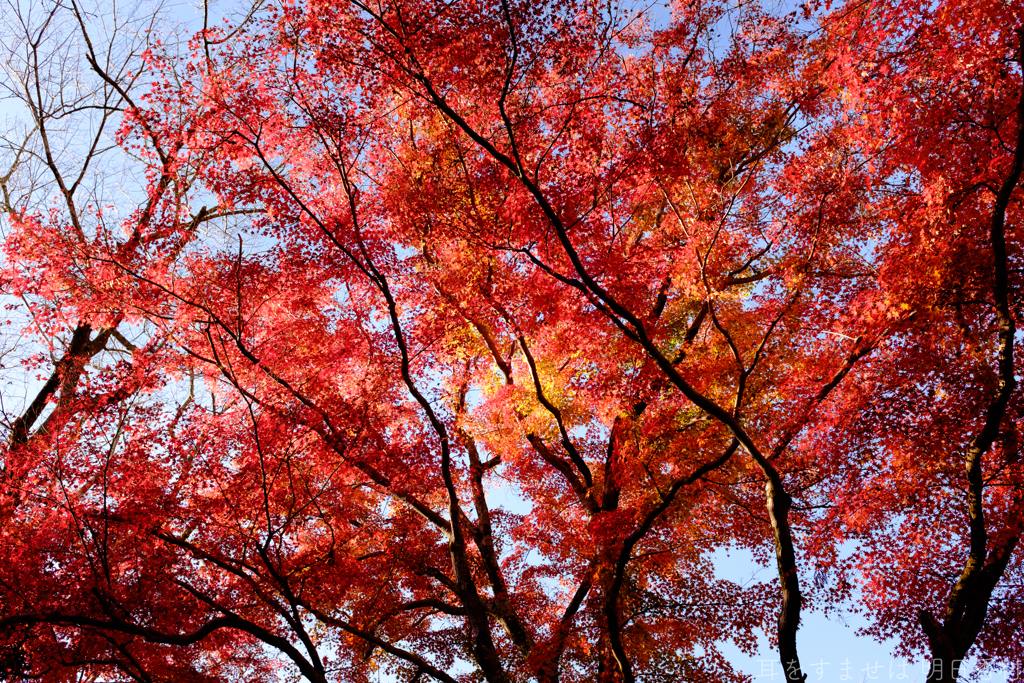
[0,0,1022,681]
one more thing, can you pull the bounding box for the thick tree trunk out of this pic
[767,481,805,683]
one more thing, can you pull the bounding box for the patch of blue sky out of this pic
[709,543,1014,683]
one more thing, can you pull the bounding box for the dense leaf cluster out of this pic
[0,0,1021,681]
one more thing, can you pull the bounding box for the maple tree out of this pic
[0,0,1022,681]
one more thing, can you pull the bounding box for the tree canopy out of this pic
[0,0,1022,681]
